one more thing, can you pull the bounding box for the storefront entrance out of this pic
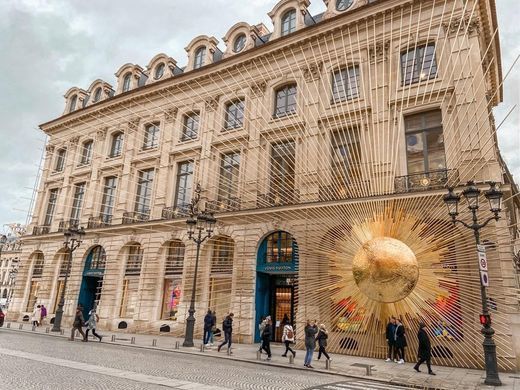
[78,246,105,319]
[255,231,298,342]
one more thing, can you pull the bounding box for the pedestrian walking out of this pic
[203,309,214,346]
[316,324,331,361]
[85,309,102,342]
[385,316,397,362]
[217,313,234,353]
[304,320,318,368]
[69,306,86,341]
[40,304,47,325]
[258,316,267,352]
[281,322,296,358]
[260,317,272,360]
[31,305,41,327]
[210,311,217,344]
[414,322,436,375]
[394,318,407,364]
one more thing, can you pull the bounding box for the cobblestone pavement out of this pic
[0,330,412,390]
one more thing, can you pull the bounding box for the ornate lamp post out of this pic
[443,181,503,386]
[183,184,217,347]
[51,226,85,332]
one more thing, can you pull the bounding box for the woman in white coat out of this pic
[31,305,41,327]
[281,322,296,357]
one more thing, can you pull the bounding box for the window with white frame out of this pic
[400,43,437,86]
[332,65,360,102]
[181,113,200,141]
[143,123,160,150]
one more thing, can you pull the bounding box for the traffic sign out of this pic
[480,271,489,286]
[477,244,486,253]
[478,251,488,271]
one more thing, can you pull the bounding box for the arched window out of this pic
[88,246,106,270]
[264,231,296,263]
[161,240,185,320]
[109,132,123,158]
[336,0,353,11]
[125,243,143,276]
[93,87,102,103]
[274,84,297,117]
[233,34,246,53]
[281,9,296,36]
[122,73,132,92]
[80,140,93,165]
[154,63,165,80]
[194,46,206,69]
[69,95,77,113]
[208,237,234,314]
[26,252,44,311]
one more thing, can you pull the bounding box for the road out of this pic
[0,330,417,389]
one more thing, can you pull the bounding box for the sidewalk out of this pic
[2,322,518,390]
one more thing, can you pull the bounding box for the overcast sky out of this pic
[0,0,518,232]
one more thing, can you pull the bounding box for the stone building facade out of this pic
[9,0,520,370]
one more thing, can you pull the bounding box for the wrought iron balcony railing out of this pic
[161,204,191,220]
[206,197,241,213]
[394,169,459,193]
[122,211,150,225]
[57,219,79,232]
[87,215,112,229]
[32,225,50,236]
[256,190,300,208]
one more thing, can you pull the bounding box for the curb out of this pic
[1,325,449,390]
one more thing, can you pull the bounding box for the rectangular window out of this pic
[270,141,295,201]
[143,123,160,149]
[181,113,200,141]
[44,189,59,226]
[119,278,139,318]
[100,177,117,223]
[330,128,362,185]
[161,280,182,320]
[401,43,437,86]
[52,280,65,313]
[55,149,66,172]
[332,66,360,102]
[165,242,185,276]
[134,169,154,217]
[224,100,245,130]
[110,132,123,157]
[218,152,240,201]
[80,141,93,165]
[208,277,232,314]
[70,183,86,223]
[174,161,194,210]
[274,85,297,117]
[405,110,445,174]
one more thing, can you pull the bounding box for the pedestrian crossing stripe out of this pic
[305,380,419,390]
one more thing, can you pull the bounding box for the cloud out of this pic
[0,0,518,230]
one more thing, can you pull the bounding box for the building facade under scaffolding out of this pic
[9,0,520,371]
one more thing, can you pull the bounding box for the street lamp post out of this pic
[51,226,85,333]
[443,181,503,386]
[183,184,217,347]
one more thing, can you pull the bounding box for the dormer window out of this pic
[281,9,296,36]
[93,87,102,103]
[233,34,247,53]
[122,73,132,92]
[154,63,165,80]
[69,95,77,113]
[336,0,353,11]
[194,47,206,69]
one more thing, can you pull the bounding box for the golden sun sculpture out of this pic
[352,237,419,303]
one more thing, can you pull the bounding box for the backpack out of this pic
[286,327,294,339]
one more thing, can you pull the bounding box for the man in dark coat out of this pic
[217,313,234,353]
[69,306,86,341]
[385,316,396,362]
[203,309,214,346]
[394,318,407,363]
[414,322,435,375]
[260,317,272,360]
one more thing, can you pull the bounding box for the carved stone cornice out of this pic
[69,136,80,146]
[443,14,480,37]
[250,81,267,98]
[204,96,220,112]
[127,117,140,132]
[165,107,178,123]
[368,40,390,64]
[302,61,323,82]
[45,144,55,153]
